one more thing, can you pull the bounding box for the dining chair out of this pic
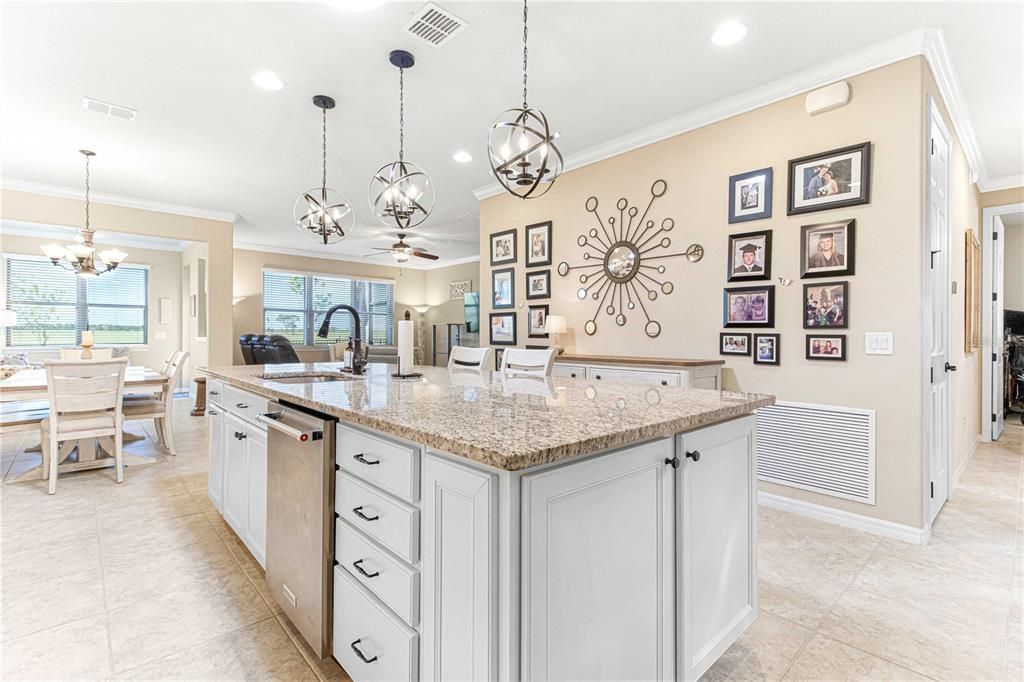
[498,348,557,376]
[124,349,177,402]
[123,351,189,454]
[59,348,113,361]
[41,358,128,494]
[448,346,493,370]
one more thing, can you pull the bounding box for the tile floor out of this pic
[0,399,1020,681]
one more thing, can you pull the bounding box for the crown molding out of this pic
[978,174,1024,194]
[0,220,189,252]
[1,178,238,223]
[474,27,1003,201]
[233,240,480,271]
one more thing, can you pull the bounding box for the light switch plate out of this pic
[865,332,894,355]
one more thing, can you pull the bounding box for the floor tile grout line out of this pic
[809,631,945,681]
[93,495,117,679]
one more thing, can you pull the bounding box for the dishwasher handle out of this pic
[258,411,323,442]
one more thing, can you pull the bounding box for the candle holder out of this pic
[80,341,94,360]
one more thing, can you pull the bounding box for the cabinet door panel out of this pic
[522,439,675,682]
[677,416,757,682]
[421,454,497,682]
[207,408,225,512]
[245,428,267,568]
[222,414,249,537]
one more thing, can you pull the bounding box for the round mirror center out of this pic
[605,243,639,282]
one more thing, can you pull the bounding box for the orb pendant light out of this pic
[486,0,563,200]
[368,50,434,231]
[293,95,354,245]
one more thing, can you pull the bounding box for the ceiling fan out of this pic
[365,233,439,263]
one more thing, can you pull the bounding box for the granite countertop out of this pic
[200,363,773,471]
[554,354,726,368]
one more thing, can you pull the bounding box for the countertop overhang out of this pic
[200,363,773,471]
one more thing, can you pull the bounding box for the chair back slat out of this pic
[499,348,557,377]
[160,351,189,404]
[448,346,493,370]
[44,359,128,415]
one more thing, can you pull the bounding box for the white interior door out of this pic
[927,104,952,523]
[992,215,1006,439]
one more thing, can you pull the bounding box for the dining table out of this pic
[0,365,171,480]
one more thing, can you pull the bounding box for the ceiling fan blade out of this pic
[360,252,388,258]
[413,251,440,260]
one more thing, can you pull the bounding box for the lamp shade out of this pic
[544,314,567,334]
[0,310,17,327]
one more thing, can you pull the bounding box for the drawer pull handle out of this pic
[352,506,379,522]
[236,403,249,409]
[350,639,378,664]
[208,410,218,416]
[660,380,668,386]
[354,453,381,466]
[352,559,380,578]
[209,391,219,395]
[686,450,701,462]
[570,372,577,378]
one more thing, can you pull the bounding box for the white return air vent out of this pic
[403,2,467,48]
[82,97,137,121]
[756,401,875,504]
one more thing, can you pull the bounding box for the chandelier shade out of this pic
[368,50,434,230]
[294,95,355,245]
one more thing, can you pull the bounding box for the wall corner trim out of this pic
[758,491,929,545]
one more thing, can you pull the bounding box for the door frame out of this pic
[921,96,952,529]
[981,202,1024,441]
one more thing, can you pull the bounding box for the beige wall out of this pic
[979,187,1024,210]
[0,232,183,378]
[421,260,481,359]
[0,189,234,368]
[1005,225,1024,311]
[480,58,935,528]
[180,242,209,387]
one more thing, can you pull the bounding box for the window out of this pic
[263,270,394,346]
[4,255,149,347]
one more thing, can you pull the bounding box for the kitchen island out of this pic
[200,362,773,682]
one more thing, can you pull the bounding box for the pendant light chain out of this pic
[399,66,405,163]
[84,152,91,234]
[321,106,328,191]
[522,0,529,109]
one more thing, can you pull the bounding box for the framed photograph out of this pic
[804,281,848,329]
[525,344,548,350]
[449,279,472,300]
[489,312,517,346]
[801,219,855,278]
[491,268,515,310]
[490,228,517,266]
[528,305,549,338]
[525,221,552,267]
[728,168,773,223]
[787,142,871,215]
[753,334,780,365]
[727,230,772,282]
[720,332,752,356]
[806,334,846,360]
[965,230,981,352]
[526,269,551,300]
[723,285,775,328]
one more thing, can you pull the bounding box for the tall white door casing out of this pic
[677,416,757,682]
[207,406,225,512]
[521,438,675,682]
[421,453,498,682]
[992,215,1006,440]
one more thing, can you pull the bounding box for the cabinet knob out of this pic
[352,558,380,579]
[686,450,701,462]
[350,639,378,664]
[209,390,219,395]
[595,374,602,380]
[570,373,577,378]
[660,380,668,386]
[354,453,381,466]
[208,410,218,416]
[665,456,680,469]
[352,506,380,522]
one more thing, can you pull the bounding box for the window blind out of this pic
[263,270,394,346]
[4,255,149,347]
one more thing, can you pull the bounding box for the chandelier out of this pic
[486,0,563,199]
[368,50,434,231]
[40,150,127,277]
[293,95,354,245]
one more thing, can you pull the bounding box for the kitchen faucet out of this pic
[317,304,366,375]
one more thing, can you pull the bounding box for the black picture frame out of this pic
[787,142,871,216]
[728,167,773,223]
[720,332,752,356]
[805,334,847,361]
[489,228,517,266]
[753,334,781,365]
[800,219,856,278]
[525,269,551,300]
[528,304,549,338]
[803,281,849,329]
[723,285,776,328]
[489,312,517,346]
[727,229,773,282]
[525,221,553,267]
[491,267,515,310]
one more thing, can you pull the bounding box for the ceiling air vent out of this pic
[403,2,467,49]
[82,97,137,121]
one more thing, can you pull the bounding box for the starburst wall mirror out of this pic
[557,179,703,338]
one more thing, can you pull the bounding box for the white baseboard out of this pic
[758,491,929,545]
[952,435,980,491]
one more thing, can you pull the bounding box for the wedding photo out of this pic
[728,167,773,223]
[787,142,871,215]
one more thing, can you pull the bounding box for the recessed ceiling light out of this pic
[330,0,386,11]
[711,21,747,47]
[452,150,472,163]
[251,71,284,91]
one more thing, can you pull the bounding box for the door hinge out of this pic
[993,292,998,302]
[993,231,999,241]
[993,353,998,362]
[930,481,934,498]
[992,414,998,423]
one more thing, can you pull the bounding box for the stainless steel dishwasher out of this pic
[257,401,336,659]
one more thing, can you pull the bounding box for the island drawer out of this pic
[588,367,681,387]
[222,385,269,426]
[207,379,225,406]
[334,566,418,682]
[337,425,420,503]
[336,519,419,627]
[337,471,419,564]
[552,364,587,379]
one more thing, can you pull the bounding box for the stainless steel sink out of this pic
[261,374,356,384]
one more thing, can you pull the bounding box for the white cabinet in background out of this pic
[220,409,267,568]
[587,366,681,387]
[553,358,721,390]
[420,453,497,682]
[551,364,586,379]
[522,438,676,682]
[206,406,225,512]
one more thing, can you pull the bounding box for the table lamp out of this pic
[544,315,567,354]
